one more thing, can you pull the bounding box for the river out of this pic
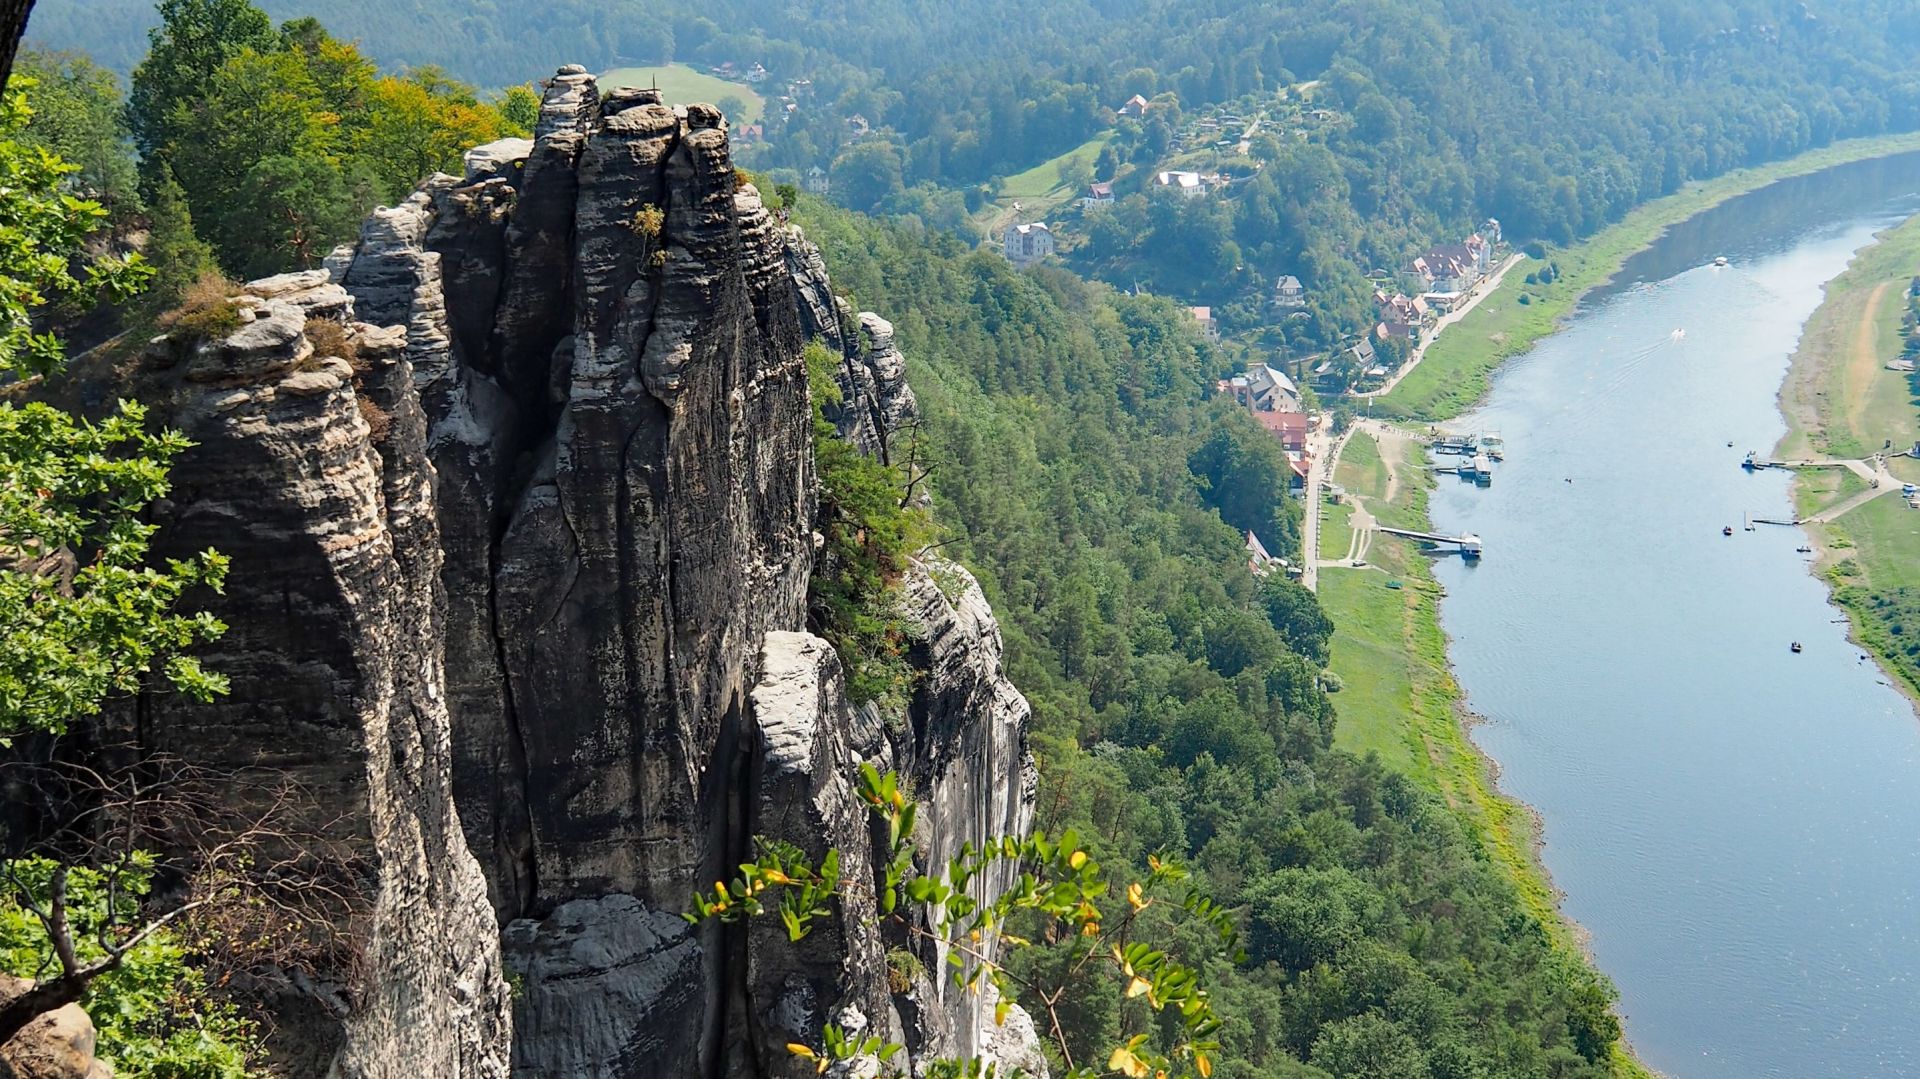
[1426,152,1920,1079]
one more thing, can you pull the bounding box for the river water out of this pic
[1426,152,1920,1079]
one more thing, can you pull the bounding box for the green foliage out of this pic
[13,51,143,218]
[0,86,227,735]
[0,858,259,1076]
[0,399,229,736]
[124,0,521,278]
[0,88,151,379]
[693,764,1235,1079]
[496,84,540,137]
[126,0,278,163]
[1187,406,1301,557]
[806,340,922,710]
[791,197,1630,1076]
[138,177,219,314]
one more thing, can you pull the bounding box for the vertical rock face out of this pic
[120,274,512,1077]
[87,66,1037,1079]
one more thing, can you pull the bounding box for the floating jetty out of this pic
[1378,525,1483,559]
[1435,453,1495,484]
[1433,433,1480,456]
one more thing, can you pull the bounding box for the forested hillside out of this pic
[794,196,1630,1078]
[34,0,1920,365]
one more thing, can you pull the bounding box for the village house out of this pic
[1405,248,1478,295]
[1273,275,1308,309]
[1376,320,1416,342]
[1081,181,1114,209]
[1374,288,1429,326]
[745,62,770,83]
[1347,337,1382,378]
[1189,306,1220,339]
[804,165,830,194]
[734,123,765,145]
[1120,94,1151,117]
[1003,221,1055,266]
[1218,360,1301,413]
[1254,410,1311,453]
[1155,170,1208,198]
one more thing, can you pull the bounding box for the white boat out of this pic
[1713,256,1730,267]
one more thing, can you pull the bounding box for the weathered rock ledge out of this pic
[71,66,1040,1079]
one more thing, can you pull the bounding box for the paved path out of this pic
[1362,253,1525,400]
[1805,456,1906,523]
[1301,422,1340,592]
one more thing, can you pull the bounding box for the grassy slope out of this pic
[1321,433,1659,1079]
[997,129,1115,200]
[972,130,1117,236]
[600,63,765,123]
[1379,131,1920,422]
[1779,211,1920,700]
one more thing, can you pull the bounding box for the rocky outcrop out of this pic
[0,977,112,1079]
[113,276,511,1076]
[53,66,1037,1079]
[784,236,919,463]
[335,67,1041,1073]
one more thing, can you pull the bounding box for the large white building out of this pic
[1155,170,1208,198]
[1003,221,1055,266]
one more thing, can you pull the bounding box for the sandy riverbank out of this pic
[1776,211,1920,714]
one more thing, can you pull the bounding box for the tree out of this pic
[227,151,374,275]
[164,45,339,269]
[12,49,141,217]
[496,83,539,136]
[830,140,905,213]
[125,0,275,164]
[715,93,747,122]
[0,752,354,1069]
[136,176,218,314]
[1186,410,1299,554]
[0,84,226,739]
[1260,577,1332,664]
[360,70,509,198]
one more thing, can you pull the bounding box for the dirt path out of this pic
[1365,419,1410,504]
[1843,281,1892,440]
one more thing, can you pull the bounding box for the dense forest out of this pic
[792,197,1628,1077]
[32,0,1920,366]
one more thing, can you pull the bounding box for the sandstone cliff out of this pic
[93,67,1040,1078]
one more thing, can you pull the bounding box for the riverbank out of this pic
[1777,210,1920,709]
[1315,423,1660,1079]
[1378,131,1920,422]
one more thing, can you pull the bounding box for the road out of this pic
[1361,253,1525,400]
[1300,421,1339,592]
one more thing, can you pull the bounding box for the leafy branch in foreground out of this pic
[690,764,1239,1078]
[0,81,228,741]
